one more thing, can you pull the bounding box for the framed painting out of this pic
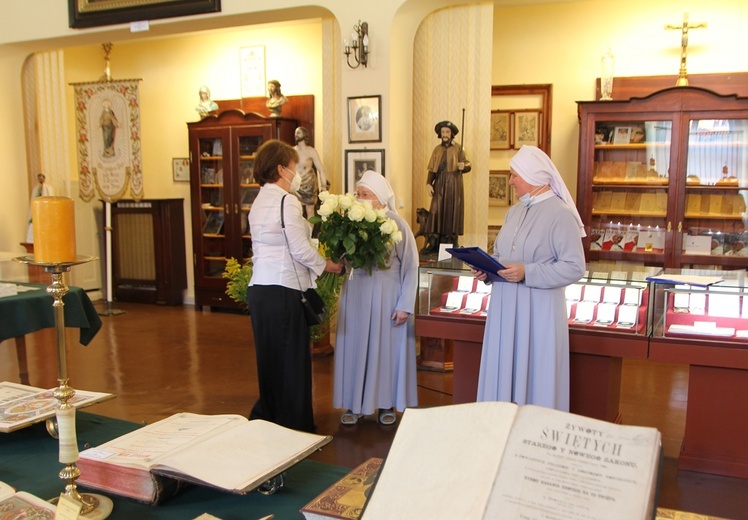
[239,45,266,98]
[489,111,511,150]
[172,158,190,182]
[69,0,221,29]
[488,171,510,207]
[347,95,382,143]
[345,149,385,193]
[514,110,540,148]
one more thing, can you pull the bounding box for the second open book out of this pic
[77,413,331,504]
[362,402,661,520]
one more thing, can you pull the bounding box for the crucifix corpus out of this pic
[665,11,707,87]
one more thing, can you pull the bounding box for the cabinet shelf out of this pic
[684,213,745,220]
[685,184,745,191]
[592,210,667,217]
[594,143,668,150]
[592,180,669,187]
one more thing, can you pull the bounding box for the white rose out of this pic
[318,202,335,218]
[364,207,377,222]
[338,194,354,210]
[347,204,365,222]
[318,190,331,202]
[392,230,403,243]
[380,219,396,236]
[375,208,388,220]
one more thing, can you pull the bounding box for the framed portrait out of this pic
[172,158,190,182]
[490,111,511,150]
[345,149,385,193]
[488,171,510,207]
[613,126,632,144]
[68,0,221,29]
[347,95,382,143]
[239,45,266,98]
[514,110,540,148]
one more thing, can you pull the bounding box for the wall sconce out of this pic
[344,21,369,69]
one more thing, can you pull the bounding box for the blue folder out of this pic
[446,247,506,283]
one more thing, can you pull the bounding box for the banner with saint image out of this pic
[72,79,143,202]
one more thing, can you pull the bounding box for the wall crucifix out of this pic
[665,11,707,86]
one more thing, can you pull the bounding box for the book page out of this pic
[484,405,661,520]
[0,382,113,433]
[79,413,246,470]
[155,419,331,492]
[362,402,518,520]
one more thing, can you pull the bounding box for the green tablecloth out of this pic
[1,412,348,520]
[0,282,102,344]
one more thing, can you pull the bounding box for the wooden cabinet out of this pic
[111,199,187,305]
[187,110,297,309]
[577,86,748,270]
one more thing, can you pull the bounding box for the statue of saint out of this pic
[196,85,219,118]
[293,127,327,219]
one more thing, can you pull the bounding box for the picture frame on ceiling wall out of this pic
[345,149,385,193]
[347,95,382,143]
[514,110,540,148]
[488,170,510,207]
[239,45,266,98]
[489,111,511,150]
[68,0,221,29]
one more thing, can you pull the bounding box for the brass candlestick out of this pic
[14,255,112,518]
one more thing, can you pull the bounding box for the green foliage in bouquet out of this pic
[309,192,403,275]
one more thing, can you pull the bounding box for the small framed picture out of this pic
[172,158,190,182]
[514,110,540,148]
[488,170,510,207]
[613,126,632,144]
[345,149,385,193]
[347,95,382,143]
[490,111,511,150]
[487,225,502,254]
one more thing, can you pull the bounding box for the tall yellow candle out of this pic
[32,196,77,263]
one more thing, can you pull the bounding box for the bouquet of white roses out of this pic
[310,191,403,275]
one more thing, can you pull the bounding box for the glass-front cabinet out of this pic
[187,111,297,309]
[577,87,748,271]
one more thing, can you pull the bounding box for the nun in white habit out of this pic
[474,146,585,411]
[333,170,419,425]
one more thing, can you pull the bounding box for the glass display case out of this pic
[577,87,748,271]
[417,258,490,319]
[566,264,661,336]
[650,268,748,344]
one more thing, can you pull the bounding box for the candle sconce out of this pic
[344,21,369,69]
[14,255,112,518]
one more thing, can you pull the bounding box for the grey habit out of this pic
[333,210,420,415]
[477,195,585,411]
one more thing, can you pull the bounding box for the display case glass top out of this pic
[651,268,748,344]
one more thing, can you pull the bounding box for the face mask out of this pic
[518,193,533,206]
[283,167,301,194]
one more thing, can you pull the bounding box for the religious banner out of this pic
[72,79,143,202]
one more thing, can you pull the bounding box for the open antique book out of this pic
[0,381,113,433]
[362,402,662,520]
[0,480,56,517]
[77,412,332,504]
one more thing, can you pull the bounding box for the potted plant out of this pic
[222,258,341,355]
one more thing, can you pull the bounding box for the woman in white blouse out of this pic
[246,140,342,433]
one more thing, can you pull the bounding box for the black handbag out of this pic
[280,195,328,327]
